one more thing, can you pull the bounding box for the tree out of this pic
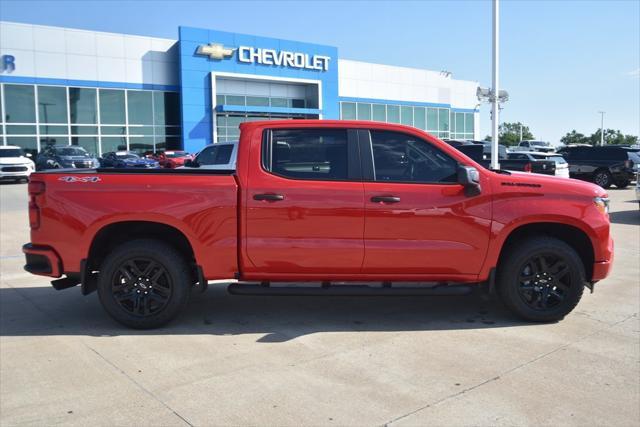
[588,129,638,146]
[560,130,589,146]
[484,122,534,146]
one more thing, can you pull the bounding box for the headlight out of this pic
[594,196,610,215]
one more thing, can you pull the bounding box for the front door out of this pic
[361,129,492,277]
[244,127,365,277]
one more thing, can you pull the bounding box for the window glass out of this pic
[71,136,99,156]
[100,126,126,135]
[400,106,413,126]
[266,129,349,180]
[71,126,98,135]
[129,137,154,154]
[426,108,438,131]
[291,99,305,108]
[216,95,225,105]
[465,113,474,133]
[40,125,68,135]
[6,125,36,135]
[128,126,154,136]
[99,89,125,124]
[6,136,38,157]
[414,107,426,130]
[69,88,97,124]
[341,102,356,120]
[127,91,153,125]
[153,92,180,126]
[37,86,67,123]
[0,85,3,122]
[455,113,465,135]
[357,103,371,120]
[225,95,245,106]
[387,105,400,123]
[372,104,386,122]
[270,98,288,108]
[449,111,455,132]
[246,96,270,107]
[438,108,450,132]
[196,144,234,165]
[101,137,127,153]
[4,84,36,123]
[370,130,457,183]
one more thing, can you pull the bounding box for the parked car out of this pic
[446,141,556,175]
[514,140,556,153]
[556,145,636,189]
[183,141,237,170]
[100,151,160,169]
[0,146,35,182]
[507,152,569,178]
[151,151,193,169]
[35,145,100,171]
[23,120,613,329]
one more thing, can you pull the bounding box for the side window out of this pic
[522,142,530,147]
[197,145,233,165]
[264,129,349,180]
[370,130,458,183]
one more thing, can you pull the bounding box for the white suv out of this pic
[0,146,35,182]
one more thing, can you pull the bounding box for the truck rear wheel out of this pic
[497,237,585,322]
[97,239,191,329]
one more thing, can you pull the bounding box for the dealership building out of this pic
[0,21,480,156]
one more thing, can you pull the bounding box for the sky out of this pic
[1,0,638,143]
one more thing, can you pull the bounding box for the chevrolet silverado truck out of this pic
[23,121,614,329]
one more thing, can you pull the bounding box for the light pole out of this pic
[598,111,605,146]
[491,0,500,170]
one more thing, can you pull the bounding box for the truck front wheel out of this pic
[497,237,585,322]
[97,239,191,329]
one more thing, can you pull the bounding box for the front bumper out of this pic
[592,237,614,281]
[23,243,62,278]
[0,165,32,179]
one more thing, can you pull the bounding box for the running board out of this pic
[227,283,473,297]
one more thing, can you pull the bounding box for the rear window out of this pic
[263,129,348,180]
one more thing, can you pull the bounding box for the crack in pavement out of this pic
[383,312,639,426]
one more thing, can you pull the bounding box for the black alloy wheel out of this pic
[593,170,612,188]
[516,254,570,311]
[111,258,173,317]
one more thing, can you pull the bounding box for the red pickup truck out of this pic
[23,121,613,329]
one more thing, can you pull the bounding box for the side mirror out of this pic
[458,165,481,197]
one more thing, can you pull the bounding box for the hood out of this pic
[0,157,34,165]
[503,171,606,198]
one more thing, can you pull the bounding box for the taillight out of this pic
[27,180,45,229]
[524,162,532,173]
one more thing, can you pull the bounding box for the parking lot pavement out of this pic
[1,181,638,426]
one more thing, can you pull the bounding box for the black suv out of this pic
[35,145,100,171]
[557,146,637,189]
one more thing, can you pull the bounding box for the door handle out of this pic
[371,196,401,203]
[254,193,285,201]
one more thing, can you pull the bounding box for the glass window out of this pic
[6,136,37,157]
[400,106,413,126]
[37,86,67,123]
[129,137,154,154]
[101,137,127,153]
[455,113,465,135]
[71,126,98,135]
[414,107,426,130]
[127,91,153,125]
[196,144,234,165]
[100,126,126,136]
[465,113,474,133]
[6,125,36,135]
[449,111,456,133]
[341,102,356,120]
[246,96,270,107]
[426,108,438,131]
[71,136,99,156]
[387,105,400,123]
[291,99,305,108]
[357,103,372,120]
[216,95,225,105]
[438,108,450,132]
[153,92,180,126]
[40,125,68,135]
[4,84,36,123]
[99,89,125,124]
[372,104,386,122]
[69,88,97,124]
[128,126,153,136]
[270,98,288,108]
[225,95,245,106]
[370,130,457,184]
[0,85,3,123]
[265,129,349,180]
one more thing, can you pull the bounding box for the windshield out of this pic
[530,141,551,147]
[117,153,140,159]
[56,147,89,157]
[0,149,24,158]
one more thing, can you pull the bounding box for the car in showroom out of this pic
[507,151,570,178]
[0,145,35,182]
[183,141,237,170]
[513,140,556,153]
[35,145,100,171]
[100,151,160,169]
[150,151,193,168]
[556,145,637,188]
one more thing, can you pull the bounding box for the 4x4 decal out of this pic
[58,176,101,183]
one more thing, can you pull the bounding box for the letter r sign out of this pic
[1,55,15,73]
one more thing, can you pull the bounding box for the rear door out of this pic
[244,127,365,277]
[360,129,492,277]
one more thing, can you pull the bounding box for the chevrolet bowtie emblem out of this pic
[196,43,236,60]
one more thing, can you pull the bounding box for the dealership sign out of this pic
[1,55,15,73]
[196,43,331,72]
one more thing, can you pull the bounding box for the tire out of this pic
[614,179,629,189]
[97,239,191,329]
[497,236,585,322]
[593,170,612,189]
